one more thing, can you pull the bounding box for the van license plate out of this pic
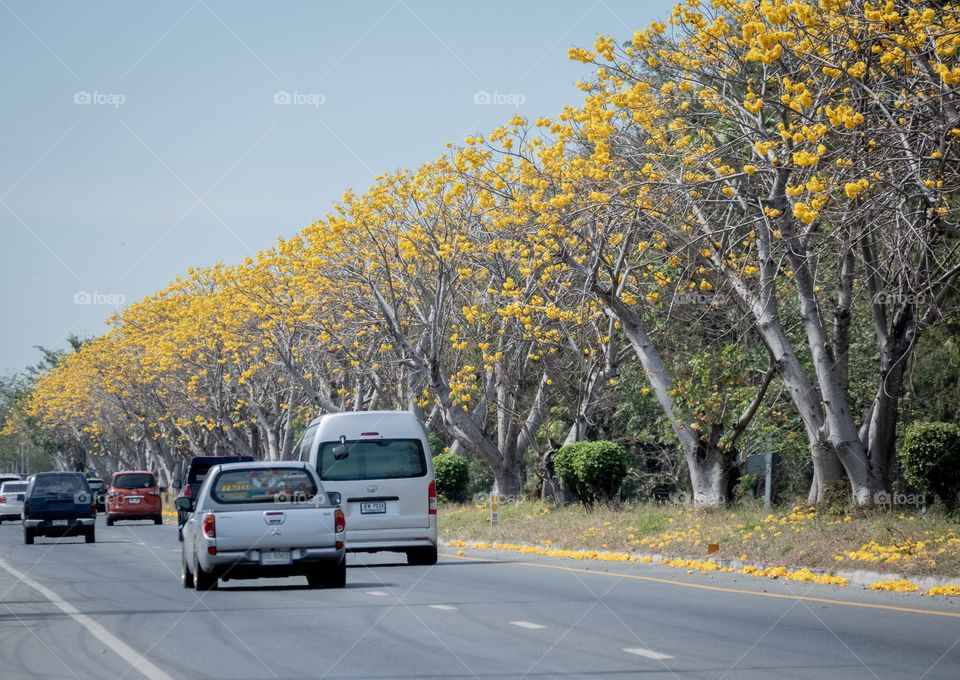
[360,502,387,514]
[52,519,68,526]
[261,551,291,566]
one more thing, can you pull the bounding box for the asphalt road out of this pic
[0,518,958,680]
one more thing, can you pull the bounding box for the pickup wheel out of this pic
[181,552,194,589]
[193,557,218,591]
[406,546,438,566]
[322,555,347,588]
[85,527,96,543]
[23,527,34,545]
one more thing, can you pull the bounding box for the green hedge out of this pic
[900,421,960,510]
[433,453,470,502]
[554,440,627,504]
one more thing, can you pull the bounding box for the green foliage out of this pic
[554,440,628,504]
[433,453,470,503]
[900,422,960,510]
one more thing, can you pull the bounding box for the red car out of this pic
[106,471,163,526]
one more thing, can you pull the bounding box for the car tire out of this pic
[106,516,114,526]
[193,557,217,591]
[85,527,95,543]
[177,527,183,542]
[181,552,194,589]
[24,527,34,545]
[322,555,347,588]
[406,546,438,566]
[153,515,162,525]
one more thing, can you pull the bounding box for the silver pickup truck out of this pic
[176,461,346,591]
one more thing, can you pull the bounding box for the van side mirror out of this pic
[332,435,349,461]
[326,491,341,506]
[174,496,193,512]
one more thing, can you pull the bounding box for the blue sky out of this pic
[0,0,675,375]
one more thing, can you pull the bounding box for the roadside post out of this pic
[490,483,499,526]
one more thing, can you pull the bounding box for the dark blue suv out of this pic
[22,472,97,544]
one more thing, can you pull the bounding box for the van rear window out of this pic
[318,439,427,481]
[211,468,318,504]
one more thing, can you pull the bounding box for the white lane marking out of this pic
[428,604,458,610]
[0,556,174,680]
[366,590,389,597]
[510,620,546,629]
[623,648,674,660]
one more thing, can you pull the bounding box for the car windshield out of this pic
[32,475,86,495]
[318,439,427,481]
[1,482,27,493]
[113,473,156,489]
[211,467,318,504]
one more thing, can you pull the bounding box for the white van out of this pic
[296,411,437,565]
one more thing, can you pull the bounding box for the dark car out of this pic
[173,455,253,540]
[87,477,106,512]
[22,472,96,544]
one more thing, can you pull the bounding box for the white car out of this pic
[297,410,438,565]
[0,480,27,523]
[177,461,346,591]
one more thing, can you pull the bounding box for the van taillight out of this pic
[202,513,216,538]
[428,480,437,515]
[335,508,345,549]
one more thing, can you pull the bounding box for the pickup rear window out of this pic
[211,468,318,504]
[113,473,156,489]
[318,439,427,481]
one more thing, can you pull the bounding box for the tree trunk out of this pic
[688,442,728,507]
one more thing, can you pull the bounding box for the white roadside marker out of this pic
[429,604,458,610]
[623,648,673,660]
[510,621,546,629]
[366,590,390,597]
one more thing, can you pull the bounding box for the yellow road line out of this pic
[444,552,960,620]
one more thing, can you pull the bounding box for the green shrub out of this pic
[900,422,960,510]
[433,453,470,502]
[554,440,628,504]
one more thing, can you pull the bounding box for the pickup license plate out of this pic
[52,519,68,526]
[261,551,291,566]
[127,496,141,504]
[360,501,387,514]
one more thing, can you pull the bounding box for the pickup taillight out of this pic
[334,508,345,550]
[202,512,216,538]
[183,486,192,498]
